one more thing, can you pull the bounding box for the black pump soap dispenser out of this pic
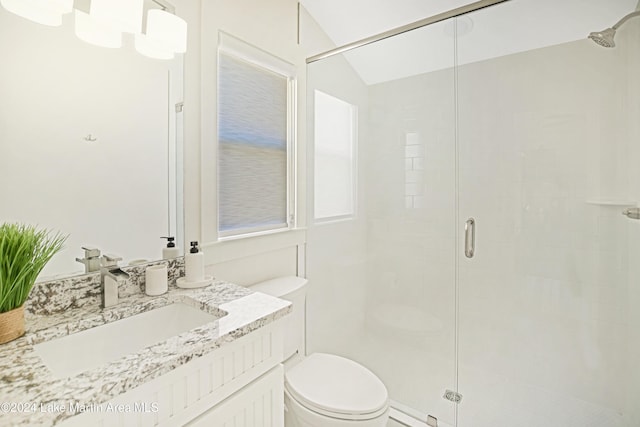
[185,241,204,282]
[161,236,180,259]
[176,241,212,289]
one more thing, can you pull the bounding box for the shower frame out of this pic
[306,0,510,64]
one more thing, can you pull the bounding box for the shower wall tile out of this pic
[454,35,633,426]
[364,28,636,426]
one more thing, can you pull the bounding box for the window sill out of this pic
[313,215,355,226]
[219,225,293,242]
[202,228,307,265]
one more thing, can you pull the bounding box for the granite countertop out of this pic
[0,278,291,427]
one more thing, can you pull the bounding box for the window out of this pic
[314,90,357,221]
[217,35,296,237]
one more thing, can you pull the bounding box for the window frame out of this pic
[312,89,358,224]
[216,33,297,240]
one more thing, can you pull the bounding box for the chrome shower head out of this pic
[588,27,616,48]
[589,5,640,48]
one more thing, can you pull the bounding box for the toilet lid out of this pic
[285,353,389,420]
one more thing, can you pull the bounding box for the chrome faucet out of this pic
[76,246,101,273]
[100,254,130,308]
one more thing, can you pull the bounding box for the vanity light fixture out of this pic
[135,9,187,60]
[1,0,187,59]
[74,0,143,49]
[89,0,144,34]
[0,0,72,27]
[134,33,175,60]
[74,9,123,49]
[146,9,187,53]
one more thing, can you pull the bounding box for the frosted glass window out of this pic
[218,53,289,235]
[314,90,356,220]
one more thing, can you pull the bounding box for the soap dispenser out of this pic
[161,236,180,259]
[177,241,213,288]
[185,241,204,282]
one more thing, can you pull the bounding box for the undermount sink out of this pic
[34,303,224,378]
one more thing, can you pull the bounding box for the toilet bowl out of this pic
[249,277,390,427]
[284,353,389,427]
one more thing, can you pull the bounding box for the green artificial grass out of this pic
[0,223,67,313]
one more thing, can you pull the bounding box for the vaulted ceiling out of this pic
[300,0,638,84]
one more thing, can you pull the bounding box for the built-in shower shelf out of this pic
[586,200,636,206]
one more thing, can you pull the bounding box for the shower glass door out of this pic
[455,0,640,425]
[306,17,460,426]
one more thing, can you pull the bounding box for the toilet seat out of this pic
[285,353,389,421]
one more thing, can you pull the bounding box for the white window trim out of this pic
[216,32,297,240]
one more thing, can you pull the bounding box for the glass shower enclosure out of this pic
[305,0,640,426]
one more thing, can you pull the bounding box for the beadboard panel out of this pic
[186,365,284,427]
[60,320,284,427]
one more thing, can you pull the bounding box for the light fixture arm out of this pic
[151,0,174,14]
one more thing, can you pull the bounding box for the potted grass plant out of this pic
[0,223,66,344]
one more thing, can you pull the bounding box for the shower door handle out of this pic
[465,218,475,258]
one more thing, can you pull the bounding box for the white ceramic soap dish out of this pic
[176,276,214,289]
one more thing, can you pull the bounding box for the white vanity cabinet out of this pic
[185,365,283,427]
[60,320,284,427]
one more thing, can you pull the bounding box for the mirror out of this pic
[0,2,184,279]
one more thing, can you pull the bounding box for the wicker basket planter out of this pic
[0,305,25,344]
[0,223,66,345]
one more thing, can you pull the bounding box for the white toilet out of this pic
[250,277,390,427]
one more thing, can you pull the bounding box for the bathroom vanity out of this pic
[0,266,290,427]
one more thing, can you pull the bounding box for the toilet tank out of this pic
[249,276,308,361]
